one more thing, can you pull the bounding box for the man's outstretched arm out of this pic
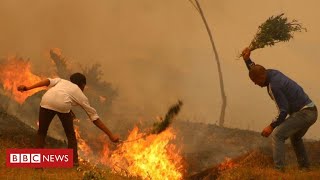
[75,94,120,143]
[93,119,119,143]
[17,79,50,92]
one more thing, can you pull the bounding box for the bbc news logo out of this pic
[6,149,73,168]
[10,153,41,163]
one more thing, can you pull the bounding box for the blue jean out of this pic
[272,106,318,169]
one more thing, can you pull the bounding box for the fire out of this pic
[0,56,44,104]
[218,157,237,171]
[108,127,184,180]
[100,142,111,165]
[74,125,93,160]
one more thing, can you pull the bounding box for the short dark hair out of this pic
[70,73,86,87]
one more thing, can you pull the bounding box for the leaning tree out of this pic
[188,0,227,126]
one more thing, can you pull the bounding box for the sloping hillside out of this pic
[0,106,66,149]
[188,145,320,180]
[172,120,271,174]
[1,106,320,179]
[0,107,131,180]
[183,123,320,179]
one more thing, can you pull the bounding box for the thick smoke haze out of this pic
[0,0,319,139]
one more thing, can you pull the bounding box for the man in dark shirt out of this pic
[242,47,318,171]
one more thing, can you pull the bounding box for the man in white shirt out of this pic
[18,73,119,166]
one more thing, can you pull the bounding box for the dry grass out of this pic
[2,107,320,179]
[0,138,134,180]
[0,137,137,180]
[219,166,320,180]
[0,108,137,180]
[189,148,320,180]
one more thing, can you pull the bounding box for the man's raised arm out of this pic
[242,47,256,70]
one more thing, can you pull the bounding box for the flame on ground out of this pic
[74,124,93,161]
[218,157,237,171]
[0,56,44,104]
[108,127,184,180]
[64,121,184,179]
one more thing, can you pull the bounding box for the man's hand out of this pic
[17,85,28,92]
[110,134,120,143]
[242,47,251,61]
[261,125,274,137]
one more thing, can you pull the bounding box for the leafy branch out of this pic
[151,100,183,134]
[240,13,306,57]
[249,13,306,51]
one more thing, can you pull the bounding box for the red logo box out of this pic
[6,149,73,168]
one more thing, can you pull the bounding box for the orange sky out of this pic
[0,0,319,138]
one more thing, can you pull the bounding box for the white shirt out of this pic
[40,78,99,121]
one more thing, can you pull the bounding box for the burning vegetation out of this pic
[108,127,184,179]
[75,126,185,179]
[0,50,185,179]
[0,56,45,104]
[73,102,185,179]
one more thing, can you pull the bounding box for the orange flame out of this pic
[100,142,111,166]
[69,121,184,179]
[0,56,44,104]
[108,127,184,180]
[74,125,93,161]
[218,157,237,171]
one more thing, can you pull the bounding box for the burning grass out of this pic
[0,124,185,180]
[108,127,184,180]
[73,124,185,180]
[71,101,185,180]
[2,107,320,179]
[0,108,133,180]
[0,51,184,179]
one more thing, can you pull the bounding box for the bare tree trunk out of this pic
[194,0,226,126]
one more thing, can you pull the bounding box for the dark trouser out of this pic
[36,107,78,165]
[272,106,318,169]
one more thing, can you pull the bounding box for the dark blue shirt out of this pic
[245,59,312,128]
